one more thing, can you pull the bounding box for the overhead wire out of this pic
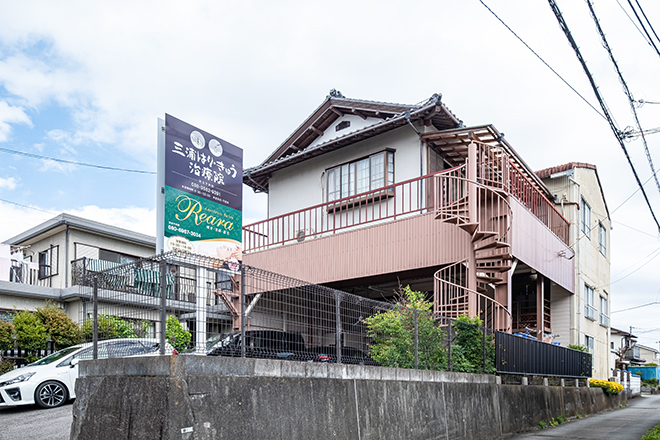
[546,0,660,233]
[476,0,606,120]
[616,0,654,47]
[627,0,660,59]
[586,0,660,199]
[0,198,56,214]
[0,147,156,174]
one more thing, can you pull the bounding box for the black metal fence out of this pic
[70,253,591,379]
[496,331,592,378]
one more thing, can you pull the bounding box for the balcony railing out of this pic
[7,259,52,287]
[585,304,597,321]
[243,167,570,252]
[600,313,610,327]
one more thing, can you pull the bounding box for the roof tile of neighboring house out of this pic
[535,162,610,220]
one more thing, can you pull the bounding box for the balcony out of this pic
[585,304,597,321]
[243,162,570,253]
[6,259,52,288]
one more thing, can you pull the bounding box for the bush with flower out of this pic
[589,378,624,394]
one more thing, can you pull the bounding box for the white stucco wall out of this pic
[268,125,422,218]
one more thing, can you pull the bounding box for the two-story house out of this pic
[0,213,156,323]
[242,91,577,351]
[537,163,611,379]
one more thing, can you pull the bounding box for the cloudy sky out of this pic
[1,1,659,348]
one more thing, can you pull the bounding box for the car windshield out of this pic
[29,345,83,365]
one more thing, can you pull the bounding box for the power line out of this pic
[613,219,660,239]
[627,0,660,60]
[612,301,660,313]
[546,0,660,233]
[0,147,156,175]
[611,166,660,215]
[0,198,56,214]
[616,0,654,48]
[476,0,606,120]
[586,0,660,199]
[633,0,660,48]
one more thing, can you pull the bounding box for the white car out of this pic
[0,338,174,409]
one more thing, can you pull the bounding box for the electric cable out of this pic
[0,147,156,174]
[633,0,660,48]
[586,0,660,198]
[627,0,660,59]
[546,0,660,233]
[0,198,56,214]
[616,0,654,47]
[477,0,606,120]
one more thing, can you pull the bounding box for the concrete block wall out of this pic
[70,356,626,440]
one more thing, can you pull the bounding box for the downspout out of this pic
[65,225,70,288]
[568,173,582,345]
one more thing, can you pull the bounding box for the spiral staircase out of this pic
[432,141,513,332]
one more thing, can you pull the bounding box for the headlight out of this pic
[0,372,36,387]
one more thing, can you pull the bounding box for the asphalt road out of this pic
[506,394,660,440]
[0,401,73,440]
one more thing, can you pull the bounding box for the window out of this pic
[38,245,59,279]
[584,284,596,320]
[99,249,137,265]
[327,151,394,202]
[581,198,591,238]
[600,296,609,327]
[611,342,614,350]
[585,335,594,354]
[335,120,350,132]
[599,223,607,256]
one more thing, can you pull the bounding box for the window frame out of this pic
[598,222,607,256]
[584,335,594,354]
[38,245,59,280]
[581,198,591,239]
[326,150,395,203]
[584,284,596,321]
[599,295,609,327]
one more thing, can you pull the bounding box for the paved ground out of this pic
[506,394,660,440]
[0,401,73,440]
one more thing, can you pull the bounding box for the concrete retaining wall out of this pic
[70,356,626,440]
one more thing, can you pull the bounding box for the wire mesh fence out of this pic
[72,252,500,372]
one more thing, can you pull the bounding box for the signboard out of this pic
[157,114,243,266]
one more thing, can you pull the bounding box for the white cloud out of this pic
[0,100,31,142]
[0,176,18,190]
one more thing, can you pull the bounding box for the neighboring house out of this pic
[638,344,660,365]
[536,163,611,380]
[242,91,579,360]
[0,213,156,324]
[610,327,638,372]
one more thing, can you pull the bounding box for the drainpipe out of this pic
[65,225,70,288]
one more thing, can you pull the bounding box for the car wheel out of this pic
[35,381,68,408]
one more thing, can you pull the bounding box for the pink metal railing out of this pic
[243,174,437,252]
[243,154,570,252]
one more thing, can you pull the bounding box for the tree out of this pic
[35,302,82,349]
[166,315,191,352]
[364,286,446,370]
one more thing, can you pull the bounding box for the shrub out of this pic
[0,320,14,351]
[451,315,496,374]
[0,359,15,374]
[642,378,658,387]
[35,302,82,349]
[646,362,658,367]
[165,315,191,352]
[365,286,446,369]
[82,314,139,340]
[589,378,624,394]
[642,423,660,440]
[568,344,588,352]
[13,310,47,352]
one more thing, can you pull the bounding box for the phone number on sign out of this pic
[167,225,201,238]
